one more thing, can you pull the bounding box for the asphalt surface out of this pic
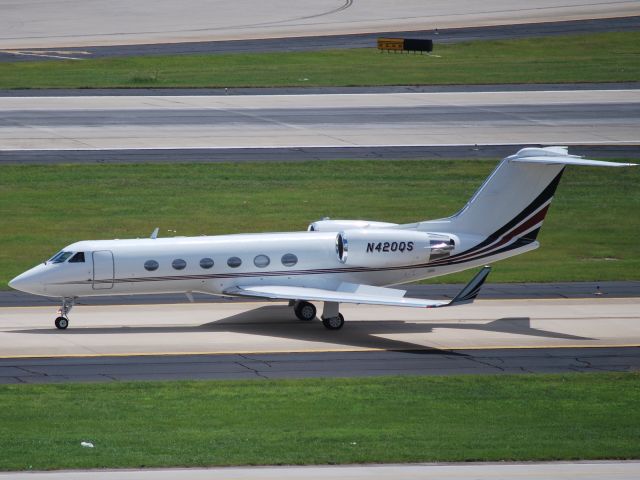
[2,281,638,307]
[1,347,638,384]
[2,144,639,165]
[1,16,638,62]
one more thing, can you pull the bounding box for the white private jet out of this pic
[9,147,636,330]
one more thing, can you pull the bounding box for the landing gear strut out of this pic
[293,301,316,321]
[321,302,344,330]
[55,297,75,330]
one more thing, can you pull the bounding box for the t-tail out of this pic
[410,146,636,268]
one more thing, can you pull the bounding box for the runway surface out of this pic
[2,461,640,480]
[1,90,638,152]
[2,16,638,61]
[2,1,637,50]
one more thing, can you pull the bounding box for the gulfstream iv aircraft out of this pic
[9,147,636,330]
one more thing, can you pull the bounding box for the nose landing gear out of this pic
[55,297,75,330]
[54,316,69,329]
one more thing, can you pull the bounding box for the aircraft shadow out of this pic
[12,305,593,352]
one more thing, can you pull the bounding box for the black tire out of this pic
[55,316,69,330]
[322,313,344,330]
[294,301,316,321]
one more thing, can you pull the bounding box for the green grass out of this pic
[1,160,638,287]
[0,32,638,88]
[0,373,638,470]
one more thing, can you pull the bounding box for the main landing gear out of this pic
[293,301,317,321]
[322,313,344,330]
[292,300,344,330]
[54,297,75,330]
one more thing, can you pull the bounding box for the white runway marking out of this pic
[0,50,88,60]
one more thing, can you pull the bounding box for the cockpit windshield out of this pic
[49,251,74,264]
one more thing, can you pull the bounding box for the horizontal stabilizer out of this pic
[226,266,491,309]
[510,157,637,167]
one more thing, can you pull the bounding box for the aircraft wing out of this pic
[226,266,491,308]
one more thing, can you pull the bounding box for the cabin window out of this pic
[227,257,242,268]
[254,254,270,268]
[200,258,214,269]
[68,252,85,263]
[51,251,73,264]
[281,253,298,267]
[144,260,159,271]
[172,259,187,270]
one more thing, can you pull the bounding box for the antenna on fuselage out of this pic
[150,227,159,239]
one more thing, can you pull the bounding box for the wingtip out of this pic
[449,265,492,306]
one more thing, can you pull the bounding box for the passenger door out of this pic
[92,250,114,290]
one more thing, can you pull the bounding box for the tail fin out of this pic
[418,147,635,240]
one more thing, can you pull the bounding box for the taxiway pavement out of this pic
[2,0,637,50]
[1,298,638,358]
[2,461,640,480]
[1,90,637,152]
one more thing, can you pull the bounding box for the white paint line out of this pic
[2,51,85,60]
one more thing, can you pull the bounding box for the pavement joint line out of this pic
[1,344,638,360]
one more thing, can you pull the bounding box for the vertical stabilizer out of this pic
[416,147,635,243]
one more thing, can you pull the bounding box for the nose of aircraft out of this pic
[8,266,45,295]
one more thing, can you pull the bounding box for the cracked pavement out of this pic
[1,347,638,384]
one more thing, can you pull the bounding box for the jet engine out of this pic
[308,219,398,232]
[335,229,455,267]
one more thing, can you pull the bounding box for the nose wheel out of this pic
[55,316,69,330]
[55,297,75,330]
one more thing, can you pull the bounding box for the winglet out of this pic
[448,266,492,306]
[150,227,159,239]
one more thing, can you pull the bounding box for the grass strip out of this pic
[1,373,639,470]
[0,32,638,88]
[1,160,638,287]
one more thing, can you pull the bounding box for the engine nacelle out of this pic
[308,219,398,232]
[335,229,455,267]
